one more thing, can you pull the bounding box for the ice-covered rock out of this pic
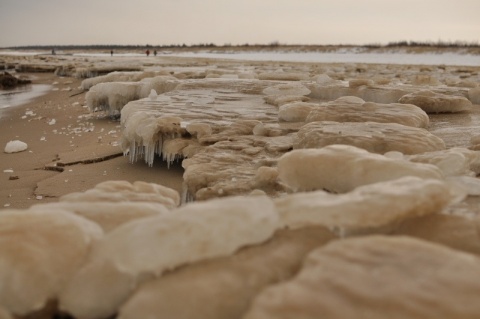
[59,195,279,319]
[278,145,443,193]
[0,209,102,316]
[243,236,480,319]
[305,96,429,128]
[275,177,452,236]
[348,78,374,88]
[60,180,180,209]
[118,227,336,319]
[294,121,446,155]
[398,90,473,113]
[4,140,28,153]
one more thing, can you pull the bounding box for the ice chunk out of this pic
[393,214,480,255]
[118,227,335,319]
[294,121,446,155]
[406,148,480,176]
[264,94,310,106]
[305,96,429,128]
[348,78,374,88]
[0,209,102,316]
[59,195,279,319]
[60,180,180,209]
[275,177,452,235]
[4,140,28,153]
[398,90,473,113]
[278,102,317,122]
[278,145,443,193]
[468,87,480,104]
[262,83,311,96]
[29,201,170,233]
[244,236,480,319]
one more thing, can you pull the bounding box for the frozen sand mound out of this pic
[398,90,473,113]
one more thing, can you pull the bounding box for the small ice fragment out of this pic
[48,119,56,125]
[36,196,43,200]
[40,137,46,141]
[3,169,14,173]
[4,140,28,153]
[21,116,27,119]
[72,102,80,106]
[3,204,10,207]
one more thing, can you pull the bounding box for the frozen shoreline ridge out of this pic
[1,50,480,319]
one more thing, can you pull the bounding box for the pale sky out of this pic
[1,0,479,47]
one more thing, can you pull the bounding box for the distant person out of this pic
[154,50,157,56]
[51,48,55,55]
[146,49,150,57]
[111,50,113,56]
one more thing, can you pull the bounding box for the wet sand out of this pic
[0,73,184,209]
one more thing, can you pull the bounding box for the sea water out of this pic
[0,84,51,111]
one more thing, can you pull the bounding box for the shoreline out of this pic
[0,73,184,209]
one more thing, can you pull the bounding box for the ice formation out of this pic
[0,209,102,316]
[29,201,170,233]
[81,71,169,90]
[59,195,279,319]
[4,140,28,153]
[294,121,446,155]
[393,213,480,256]
[60,180,180,209]
[304,96,430,128]
[86,75,179,114]
[275,176,452,235]
[277,145,443,193]
[118,227,336,319]
[244,236,480,319]
[398,90,473,113]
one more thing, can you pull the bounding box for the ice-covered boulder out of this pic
[275,177,452,236]
[0,209,102,316]
[294,121,446,155]
[60,180,180,209]
[243,236,480,319]
[278,145,443,193]
[305,96,429,128]
[398,90,473,113]
[59,195,279,319]
[118,227,335,319]
[4,140,28,153]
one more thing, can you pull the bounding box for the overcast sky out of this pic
[1,0,479,47]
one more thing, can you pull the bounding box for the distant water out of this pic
[0,84,51,111]
[167,51,480,67]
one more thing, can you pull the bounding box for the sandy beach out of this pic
[0,72,184,209]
